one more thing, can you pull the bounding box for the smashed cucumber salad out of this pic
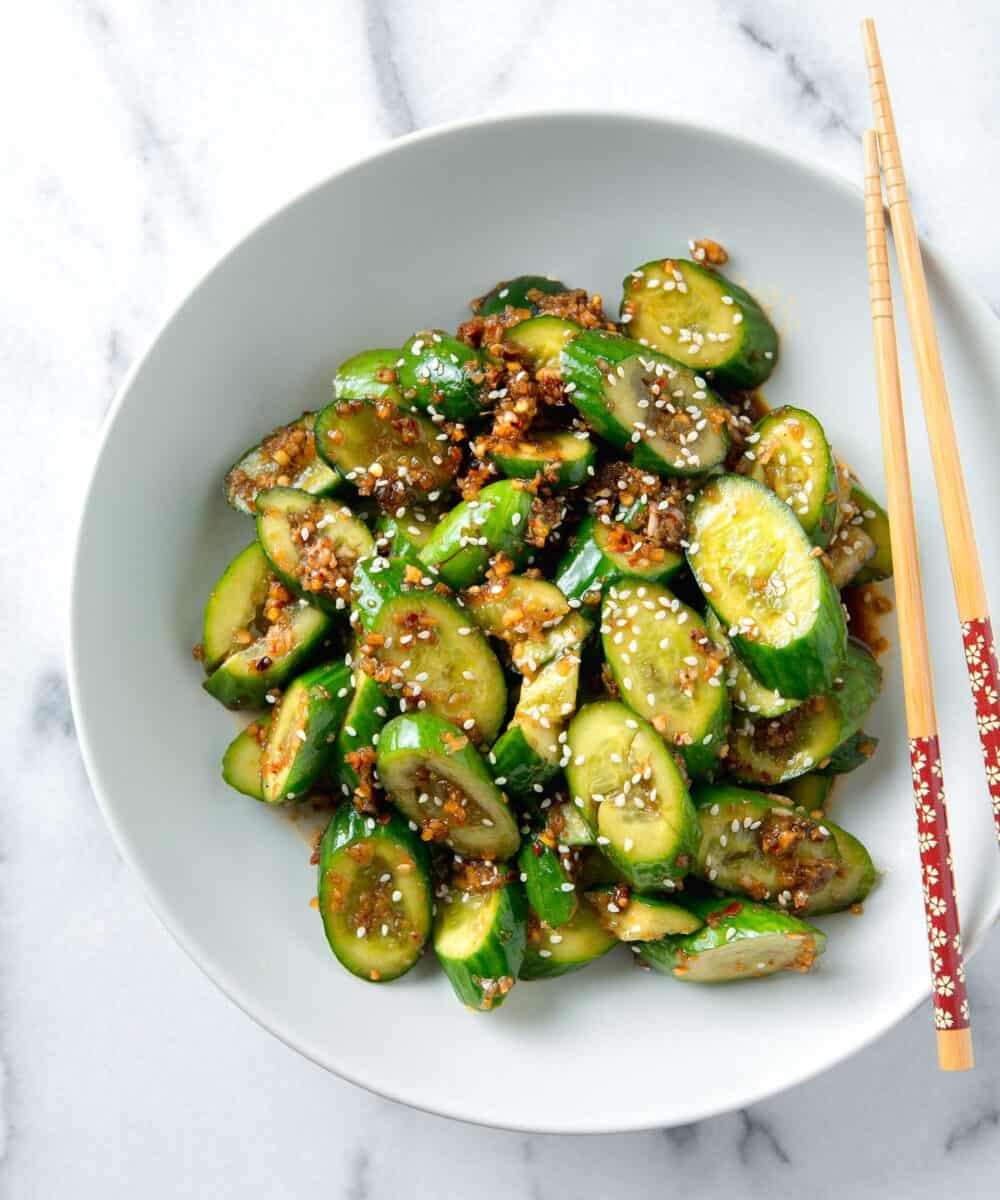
[196,245,893,1010]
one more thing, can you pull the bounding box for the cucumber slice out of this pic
[833,640,883,741]
[352,557,507,741]
[727,699,844,785]
[201,542,274,672]
[397,330,485,422]
[434,878,527,1010]
[742,407,838,547]
[260,660,353,802]
[203,600,331,709]
[221,717,270,799]
[418,480,535,589]
[687,474,848,699]
[475,274,567,317]
[333,347,401,401]
[602,580,730,778]
[318,805,433,982]
[705,608,799,719]
[520,902,617,980]
[566,701,700,890]
[224,413,341,516]
[545,799,596,847]
[502,316,580,370]
[554,513,684,603]
[575,845,627,889]
[334,667,387,797]
[374,505,442,562]
[775,772,835,812]
[585,885,702,942]
[490,431,597,489]
[807,824,877,914]
[827,524,877,589]
[518,838,578,927]
[849,482,893,584]
[638,895,825,982]
[256,488,374,615]
[376,712,520,859]
[561,330,729,476]
[511,610,593,676]
[491,650,581,797]
[464,574,569,645]
[818,730,879,775]
[692,783,842,915]
[314,395,458,498]
[621,258,778,389]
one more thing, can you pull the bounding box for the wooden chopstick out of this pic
[863,129,973,1071]
[863,18,1000,849]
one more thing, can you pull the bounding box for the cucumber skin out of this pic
[418,481,534,589]
[834,641,882,742]
[318,805,433,982]
[490,725,559,798]
[335,671,387,794]
[476,275,567,317]
[333,348,400,401]
[638,895,825,979]
[262,660,354,802]
[775,772,834,810]
[518,840,577,928]
[818,730,879,775]
[554,514,683,602]
[806,824,877,915]
[202,607,332,709]
[622,260,779,389]
[435,883,528,1011]
[851,483,893,584]
[689,476,848,699]
[396,330,485,422]
[490,435,596,489]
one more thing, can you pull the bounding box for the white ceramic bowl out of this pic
[69,111,1000,1133]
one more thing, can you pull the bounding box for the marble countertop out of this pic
[6,1,1000,1195]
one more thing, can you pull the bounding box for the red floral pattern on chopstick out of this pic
[960,617,1000,842]
[910,735,970,1032]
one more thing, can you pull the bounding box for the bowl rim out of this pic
[67,106,1000,1134]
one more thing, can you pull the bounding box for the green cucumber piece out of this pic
[687,474,848,698]
[374,506,442,562]
[807,823,877,914]
[475,274,567,317]
[260,660,353,802]
[818,730,879,775]
[333,347,401,401]
[833,640,882,741]
[491,650,580,797]
[742,407,839,547]
[376,712,520,859]
[561,330,729,476]
[201,542,274,672]
[518,838,578,927]
[418,480,534,589]
[203,601,331,709]
[520,902,617,980]
[334,667,388,796]
[554,513,684,604]
[434,878,527,1010]
[489,724,559,799]
[692,783,842,915]
[827,523,877,589]
[775,772,835,812]
[575,846,627,889]
[397,330,485,422]
[256,487,374,615]
[318,805,433,982]
[566,701,700,890]
[585,885,702,942]
[501,315,580,370]
[314,394,458,498]
[352,557,507,742]
[490,430,597,489]
[621,258,778,388]
[638,894,825,982]
[705,608,799,719]
[510,610,593,676]
[602,580,730,778]
[726,699,845,785]
[224,413,341,516]
[464,574,569,646]
[221,717,270,799]
[545,799,596,846]
[850,483,893,583]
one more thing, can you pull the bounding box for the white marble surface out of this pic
[5,1,1000,1195]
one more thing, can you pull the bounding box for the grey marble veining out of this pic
[4,1,1000,1196]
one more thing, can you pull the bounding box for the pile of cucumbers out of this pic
[196,255,892,1010]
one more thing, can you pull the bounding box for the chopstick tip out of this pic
[938,1028,975,1072]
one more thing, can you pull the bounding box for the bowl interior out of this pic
[70,112,1000,1132]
